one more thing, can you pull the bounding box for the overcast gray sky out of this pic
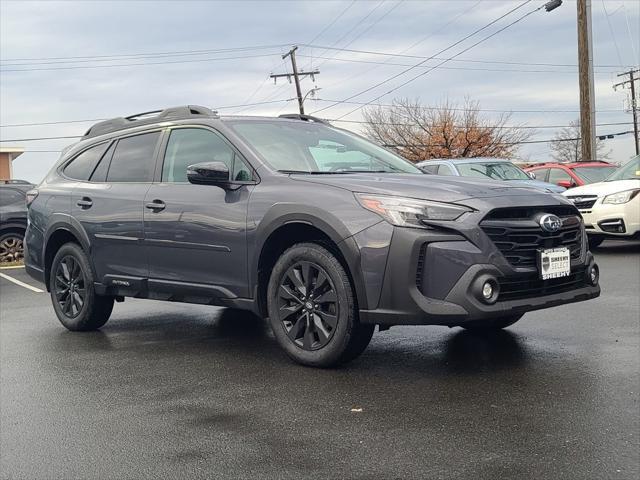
[1,0,639,182]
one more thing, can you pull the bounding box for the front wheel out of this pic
[267,243,374,367]
[49,242,114,331]
[460,314,523,332]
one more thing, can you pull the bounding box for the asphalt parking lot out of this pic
[1,241,639,480]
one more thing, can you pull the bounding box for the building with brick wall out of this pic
[0,147,25,180]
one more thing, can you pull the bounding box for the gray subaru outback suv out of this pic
[24,105,600,367]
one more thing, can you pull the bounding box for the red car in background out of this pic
[525,161,618,189]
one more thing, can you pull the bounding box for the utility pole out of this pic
[613,69,640,155]
[270,46,320,115]
[576,0,596,162]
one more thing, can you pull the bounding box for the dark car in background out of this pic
[24,106,600,367]
[0,179,35,263]
[525,161,618,189]
[416,157,566,193]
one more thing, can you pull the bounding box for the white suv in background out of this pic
[564,156,640,248]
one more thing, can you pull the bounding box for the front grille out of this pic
[566,195,597,210]
[480,206,583,268]
[497,268,587,301]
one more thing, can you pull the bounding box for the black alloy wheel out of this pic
[277,261,339,351]
[53,255,87,318]
[0,234,24,263]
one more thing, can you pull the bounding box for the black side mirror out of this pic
[187,162,230,187]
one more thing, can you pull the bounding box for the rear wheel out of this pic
[460,314,523,332]
[0,231,25,264]
[267,242,374,367]
[49,243,114,331]
[588,235,604,249]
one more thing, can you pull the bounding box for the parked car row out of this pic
[563,156,640,248]
[0,179,35,263]
[417,158,566,193]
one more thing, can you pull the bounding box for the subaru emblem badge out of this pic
[539,214,563,233]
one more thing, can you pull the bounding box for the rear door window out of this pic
[63,142,110,181]
[106,132,161,183]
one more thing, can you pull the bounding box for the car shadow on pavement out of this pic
[592,240,640,254]
[47,305,528,376]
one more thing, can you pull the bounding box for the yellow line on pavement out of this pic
[0,272,44,293]
[0,265,25,270]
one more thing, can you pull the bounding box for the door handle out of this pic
[76,197,93,208]
[145,200,166,211]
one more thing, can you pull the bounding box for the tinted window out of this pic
[63,142,110,181]
[89,141,116,182]
[162,128,251,182]
[548,168,573,184]
[107,132,160,183]
[0,188,25,207]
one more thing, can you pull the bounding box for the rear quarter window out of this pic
[63,142,110,181]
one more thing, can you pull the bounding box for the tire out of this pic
[49,242,114,331]
[267,242,374,367]
[460,314,523,332]
[0,231,25,264]
[588,235,604,249]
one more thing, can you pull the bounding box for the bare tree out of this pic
[550,120,611,163]
[361,98,531,162]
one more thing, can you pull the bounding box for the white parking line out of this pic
[0,272,44,293]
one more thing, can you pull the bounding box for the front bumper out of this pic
[357,225,600,326]
[580,199,640,238]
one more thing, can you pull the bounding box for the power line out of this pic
[330,119,633,129]
[297,54,616,75]
[311,0,405,71]
[298,44,630,69]
[0,53,280,73]
[0,43,292,63]
[318,0,485,91]
[311,0,535,116]
[332,1,566,120]
[311,98,624,114]
[307,1,357,45]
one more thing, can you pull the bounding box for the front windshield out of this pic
[456,161,530,181]
[605,157,640,181]
[226,120,422,174]
[572,166,617,183]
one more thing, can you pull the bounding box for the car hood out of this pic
[563,179,640,197]
[505,179,566,193]
[290,173,559,203]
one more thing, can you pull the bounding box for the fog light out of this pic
[482,282,494,299]
[589,264,599,286]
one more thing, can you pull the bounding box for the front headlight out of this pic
[602,189,640,205]
[355,193,473,228]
